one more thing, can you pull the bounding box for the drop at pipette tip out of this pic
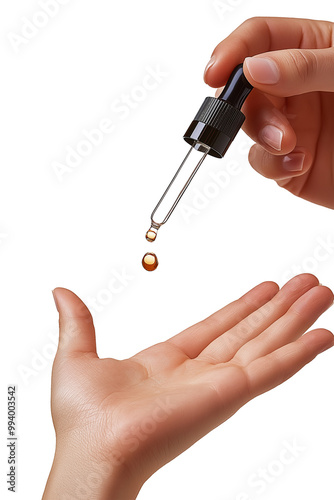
[145,228,157,242]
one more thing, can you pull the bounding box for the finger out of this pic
[247,91,320,183]
[248,144,314,182]
[204,17,333,89]
[245,328,334,399]
[243,47,334,97]
[234,285,334,365]
[241,90,297,154]
[52,287,98,357]
[197,273,319,364]
[166,281,279,358]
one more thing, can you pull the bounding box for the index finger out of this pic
[204,17,333,88]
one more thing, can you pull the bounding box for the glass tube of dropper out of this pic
[146,142,210,241]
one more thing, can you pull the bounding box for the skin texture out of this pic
[203,17,334,209]
[42,273,333,499]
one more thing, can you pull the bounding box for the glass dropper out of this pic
[145,63,253,242]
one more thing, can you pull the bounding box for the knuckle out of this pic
[285,49,318,83]
[242,16,264,28]
[201,314,223,331]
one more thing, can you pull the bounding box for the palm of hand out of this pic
[51,275,333,483]
[52,339,248,481]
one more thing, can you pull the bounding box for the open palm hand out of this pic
[50,273,333,490]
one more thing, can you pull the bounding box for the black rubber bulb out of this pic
[217,63,253,108]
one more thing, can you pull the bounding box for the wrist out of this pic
[42,435,144,500]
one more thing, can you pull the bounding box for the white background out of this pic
[1,1,333,499]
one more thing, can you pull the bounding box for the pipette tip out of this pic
[145,228,158,242]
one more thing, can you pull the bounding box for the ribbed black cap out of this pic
[183,97,245,158]
[183,64,252,158]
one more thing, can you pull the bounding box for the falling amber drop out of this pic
[145,229,157,242]
[142,252,158,271]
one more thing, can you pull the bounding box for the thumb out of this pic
[52,287,97,357]
[243,48,334,96]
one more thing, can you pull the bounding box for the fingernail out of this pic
[282,153,305,172]
[52,289,59,312]
[244,57,280,84]
[204,55,216,79]
[260,125,283,151]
